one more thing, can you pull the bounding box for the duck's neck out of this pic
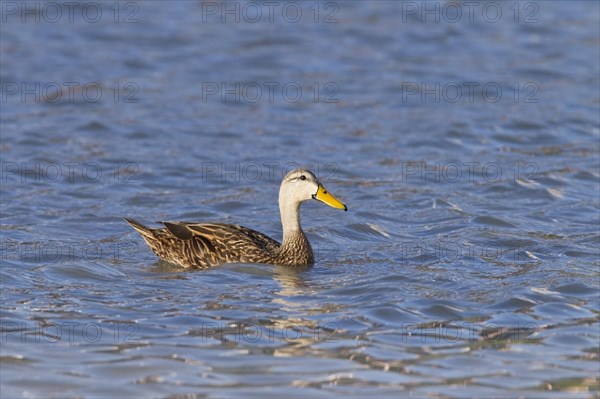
[277,200,313,265]
[279,199,302,243]
[277,192,314,265]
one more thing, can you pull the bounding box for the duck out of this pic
[125,169,347,268]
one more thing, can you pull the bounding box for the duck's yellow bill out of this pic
[313,185,347,211]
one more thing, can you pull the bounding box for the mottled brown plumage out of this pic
[125,169,347,268]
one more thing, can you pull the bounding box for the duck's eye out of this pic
[300,175,306,181]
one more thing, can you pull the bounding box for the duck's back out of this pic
[127,219,281,268]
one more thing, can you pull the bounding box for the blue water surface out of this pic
[1,1,599,398]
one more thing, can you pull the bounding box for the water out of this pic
[1,1,599,398]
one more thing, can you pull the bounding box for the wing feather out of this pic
[157,222,280,267]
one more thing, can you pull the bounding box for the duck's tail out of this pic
[124,217,155,240]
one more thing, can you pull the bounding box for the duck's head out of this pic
[279,169,347,211]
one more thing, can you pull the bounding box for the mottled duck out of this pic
[125,169,347,268]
